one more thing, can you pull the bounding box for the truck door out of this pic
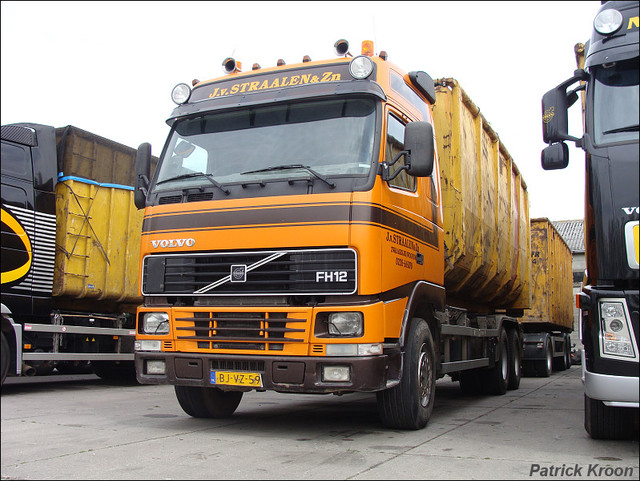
[1,139,36,306]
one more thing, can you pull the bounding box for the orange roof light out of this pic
[361,40,374,57]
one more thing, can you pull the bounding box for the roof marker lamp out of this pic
[349,56,374,79]
[594,9,623,35]
[361,40,374,57]
[171,83,191,105]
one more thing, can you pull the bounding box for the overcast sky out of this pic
[1,1,602,221]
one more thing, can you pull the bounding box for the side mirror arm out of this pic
[380,150,410,181]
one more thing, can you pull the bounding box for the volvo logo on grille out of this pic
[231,265,247,283]
[151,238,195,248]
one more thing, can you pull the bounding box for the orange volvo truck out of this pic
[133,40,530,429]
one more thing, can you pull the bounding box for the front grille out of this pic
[176,311,306,351]
[142,248,356,296]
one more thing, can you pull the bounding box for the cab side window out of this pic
[386,114,415,191]
[1,141,31,180]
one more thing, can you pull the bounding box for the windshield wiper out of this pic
[241,164,335,189]
[155,172,230,195]
[603,124,639,135]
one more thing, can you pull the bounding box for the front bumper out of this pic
[582,361,639,407]
[135,351,400,394]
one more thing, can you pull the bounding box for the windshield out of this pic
[152,97,377,191]
[592,58,639,145]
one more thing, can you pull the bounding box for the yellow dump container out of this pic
[55,125,158,186]
[53,178,143,304]
[520,218,573,331]
[433,79,530,310]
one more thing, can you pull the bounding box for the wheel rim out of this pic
[513,343,521,378]
[546,344,553,373]
[418,345,433,407]
[501,339,509,382]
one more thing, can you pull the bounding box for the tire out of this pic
[1,331,10,386]
[484,328,510,395]
[564,335,572,371]
[377,318,436,430]
[506,328,521,390]
[535,338,553,377]
[585,394,638,440]
[175,385,243,418]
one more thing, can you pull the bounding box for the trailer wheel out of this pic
[585,394,638,440]
[564,334,572,371]
[535,338,553,377]
[175,385,243,418]
[376,318,436,430]
[506,328,521,390]
[484,328,509,395]
[1,331,10,386]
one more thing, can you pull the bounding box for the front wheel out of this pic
[175,385,243,418]
[1,331,10,386]
[377,318,436,430]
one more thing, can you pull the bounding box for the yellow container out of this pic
[521,218,574,331]
[53,178,143,304]
[433,79,530,310]
[55,125,158,186]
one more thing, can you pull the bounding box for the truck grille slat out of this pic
[174,311,309,350]
[142,248,357,296]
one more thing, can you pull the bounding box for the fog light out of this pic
[326,344,357,356]
[349,55,374,79]
[135,340,162,351]
[146,360,166,375]
[322,365,350,382]
[171,83,191,105]
[594,9,623,35]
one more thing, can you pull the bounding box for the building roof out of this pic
[552,219,585,253]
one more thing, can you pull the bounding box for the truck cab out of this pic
[540,0,639,439]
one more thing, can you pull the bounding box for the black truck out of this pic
[540,0,638,439]
[1,123,154,384]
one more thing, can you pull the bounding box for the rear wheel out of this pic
[484,328,510,395]
[535,338,553,377]
[585,394,638,440]
[1,331,10,386]
[377,318,436,430]
[175,385,243,418]
[506,328,521,390]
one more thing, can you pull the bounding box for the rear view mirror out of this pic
[541,142,569,170]
[134,143,152,209]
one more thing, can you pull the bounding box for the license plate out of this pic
[210,371,263,387]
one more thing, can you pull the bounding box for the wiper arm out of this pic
[603,124,639,135]
[155,172,230,195]
[241,164,335,189]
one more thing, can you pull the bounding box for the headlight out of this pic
[142,312,170,334]
[594,9,623,35]
[349,56,374,79]
[599,300,637,359]
[171,83,191,104]
[328,312,363,337]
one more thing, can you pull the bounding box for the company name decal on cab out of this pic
[208,71,343,99]
[187,63,354,103]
